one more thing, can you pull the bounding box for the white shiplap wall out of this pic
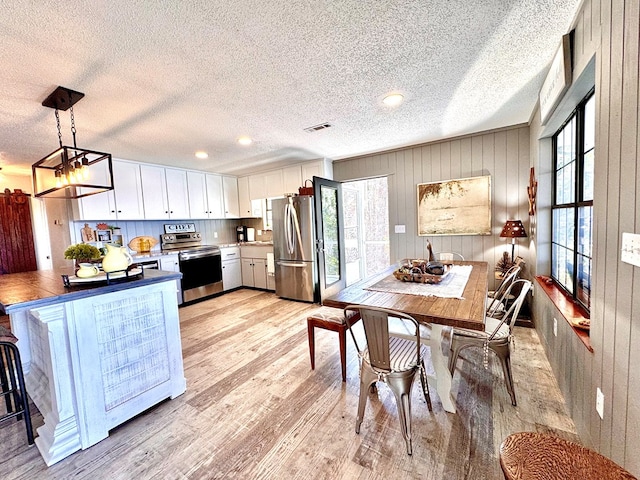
[531,0,640,476]
[333,125,531,283]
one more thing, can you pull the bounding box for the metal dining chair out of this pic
[344,305,432,455]
[437,252,465,262]
[449,279,532,406]
[487,265,521,317]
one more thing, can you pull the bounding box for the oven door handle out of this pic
[179,251,221,261]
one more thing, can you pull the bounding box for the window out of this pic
[551,91,594,311]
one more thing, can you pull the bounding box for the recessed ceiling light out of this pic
[238,136,252,146]
[382,93,404,107]
[195,151,208,159]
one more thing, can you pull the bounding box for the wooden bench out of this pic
[307,307,360,382]
[500,432,636,479]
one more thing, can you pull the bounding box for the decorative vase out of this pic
[76,263,100,278]
[101,244,133,273]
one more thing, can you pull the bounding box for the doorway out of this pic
[342,177,390,286]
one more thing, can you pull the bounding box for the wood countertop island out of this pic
[0,268,186,466]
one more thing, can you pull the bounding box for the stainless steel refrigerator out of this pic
[273,195,318,302]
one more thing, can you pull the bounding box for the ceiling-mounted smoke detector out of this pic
[303,122,332,133]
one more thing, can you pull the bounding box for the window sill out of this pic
[534,276,593,353]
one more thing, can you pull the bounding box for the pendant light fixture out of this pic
[32,86,113,199]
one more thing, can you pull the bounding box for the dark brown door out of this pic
[0,190,37,274]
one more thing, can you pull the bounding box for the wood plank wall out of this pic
[530,0,640,476]
[333,125,531,284]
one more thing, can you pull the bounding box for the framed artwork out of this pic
[96,229,112,242]
[417,175,491,236]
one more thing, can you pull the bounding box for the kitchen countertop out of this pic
[0,268,182,314]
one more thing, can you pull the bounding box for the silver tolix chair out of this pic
[344,305,432,455]
[449,279,532,406]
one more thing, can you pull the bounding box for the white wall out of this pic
[333,125,531,285]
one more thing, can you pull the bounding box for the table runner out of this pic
[365,264,473,299]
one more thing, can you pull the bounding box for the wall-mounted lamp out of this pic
[32,86,113,199]
[500,219,527,263]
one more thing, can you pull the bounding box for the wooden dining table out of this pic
[323,260,488,413]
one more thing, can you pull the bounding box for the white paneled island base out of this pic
[5,275,186,466]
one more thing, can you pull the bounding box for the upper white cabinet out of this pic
[301,161,326,183]
[237,176,253,217]
[264,170,283,198]
[239,160,331,207]
[282,165,302,194]
[186,171,209,219]
[222,176,239,218]
[140,165,189,220]
[140,164,170,219]
[187,172,238,219]
[76,160,144,221]
[249,175,267,200]
[164,169,190,219]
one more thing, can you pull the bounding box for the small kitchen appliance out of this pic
[236,226,247,243]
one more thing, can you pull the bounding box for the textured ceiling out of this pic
[0,0,581,177]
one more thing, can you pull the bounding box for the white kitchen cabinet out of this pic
[141,165,190,220]
[186,171,208,219]
[164,168,190,219]
[249,174,267,200]
[76,160,144,220]
[282,165,302,194]
[241,258,268,289]
[222,176,239,218]
[301,161,324,183]
[187,172,235,219]
[221,246,242,291]
[140,164,170,219]
[264,170,283,198]
[237,176,253,217]
[240,245,274,291]
[112,161,145,220]
[159,254,179,272]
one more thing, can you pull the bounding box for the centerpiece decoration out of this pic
[393,240,449,283]
[64,243,101,272]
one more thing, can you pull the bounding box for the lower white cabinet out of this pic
[159,254,181,304]
[241,257,267,289]
[221,247,242,291]
[160,254,179,272]
[240,245,274,291]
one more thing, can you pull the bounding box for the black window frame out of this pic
[551,89,594,313]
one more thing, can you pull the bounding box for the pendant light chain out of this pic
[69,105,78,148]
[54,109,63,148]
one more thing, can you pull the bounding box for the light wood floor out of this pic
[1,289,578,479]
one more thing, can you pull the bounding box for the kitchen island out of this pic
[0,268,186,466]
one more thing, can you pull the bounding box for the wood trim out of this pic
[535,276,592,352]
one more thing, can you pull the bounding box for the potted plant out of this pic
[64,243,101,271]
[495,251,514,279]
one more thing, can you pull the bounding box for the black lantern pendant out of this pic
[32,86,113,199]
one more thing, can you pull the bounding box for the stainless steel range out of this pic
[161,231,223,303]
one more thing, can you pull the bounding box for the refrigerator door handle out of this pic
[277,261,307,268]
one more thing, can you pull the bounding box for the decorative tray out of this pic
[128,235,158,253]
[62,265,144,287]
[393,260,451,284]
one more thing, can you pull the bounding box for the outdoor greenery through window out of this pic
[552,91,594,312]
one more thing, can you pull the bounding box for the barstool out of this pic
[307,307,360,382]
[500,432,635,479]
[0,325,34,445]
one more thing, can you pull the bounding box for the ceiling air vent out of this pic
[304,122,332,133]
